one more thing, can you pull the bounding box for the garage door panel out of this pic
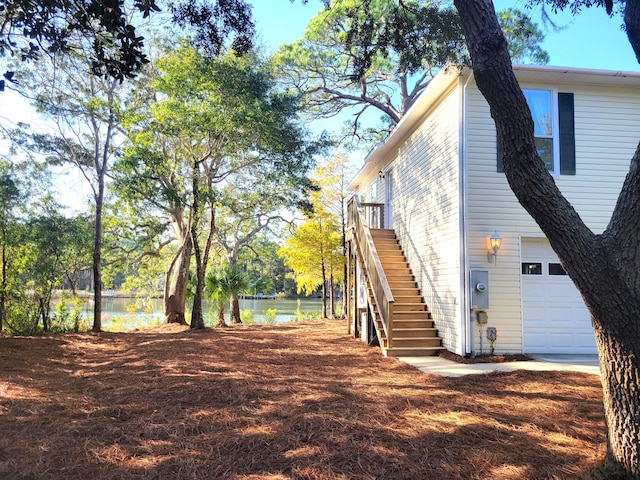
[549,334,575,348]
[523,281,545,298]
[522,238,596,354]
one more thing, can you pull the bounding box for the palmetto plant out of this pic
[205,266,249,327]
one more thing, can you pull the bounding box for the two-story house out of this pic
[346,64,640,357]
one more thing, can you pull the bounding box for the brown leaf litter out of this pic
[0,319,606,479]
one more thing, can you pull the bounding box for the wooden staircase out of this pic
[369,229,443,357]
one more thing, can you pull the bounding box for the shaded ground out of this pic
[439,350,533,364]
[0,320,606,479]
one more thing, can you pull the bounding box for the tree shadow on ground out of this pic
[0,320,605,479]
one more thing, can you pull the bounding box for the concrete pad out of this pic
[398,354,600,377]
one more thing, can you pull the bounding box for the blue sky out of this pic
[251,0,640,72]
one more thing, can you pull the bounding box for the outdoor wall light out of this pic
[487,231,502,264]
[378,170,385,179]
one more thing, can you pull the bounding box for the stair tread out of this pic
[393,335,439,340]
[394,327,438,332]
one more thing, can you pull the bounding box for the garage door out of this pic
[521,238,596,354]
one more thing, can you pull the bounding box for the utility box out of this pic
[470,269,489,310]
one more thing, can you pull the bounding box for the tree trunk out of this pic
[593,296,640,477]
[191,234,205,329]
[329,271,336,318]
[91,176,104,332]
[216,307,227,327]
[230,293,242,324]
[454,0,640,475]
[0,227,6,332]
[190,159,205,330]
[164,235,192,325]
[191,268,205,329]
[39,297,48,332]
[321,261,327,319]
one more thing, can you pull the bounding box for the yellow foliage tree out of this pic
[278,208,343,319]
[310,153,356,317]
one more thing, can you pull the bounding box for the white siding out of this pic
[465,80,640,354]
[390,87,463,353]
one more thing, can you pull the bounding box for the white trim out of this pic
[460,73,474,355]
[384,169,393,229]
[520,85,561,177]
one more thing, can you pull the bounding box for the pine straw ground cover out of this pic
[0,319,606,480]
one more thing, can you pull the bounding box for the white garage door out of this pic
[521,238,596,354]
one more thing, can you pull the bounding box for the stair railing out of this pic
[347,196,394,346]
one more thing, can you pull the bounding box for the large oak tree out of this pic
[453,0,640,476]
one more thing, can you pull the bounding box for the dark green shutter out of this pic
[558,92,576,175]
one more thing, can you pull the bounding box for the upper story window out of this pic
[497,90,575,176]
[524,89,554,171]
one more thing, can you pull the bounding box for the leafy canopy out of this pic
[0,0,256,87]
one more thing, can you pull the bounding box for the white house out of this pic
[346,64,640,357]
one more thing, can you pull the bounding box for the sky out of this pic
[251,0,640,72]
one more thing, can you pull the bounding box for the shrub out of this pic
[240,309,254,324]
[262,308,277,324]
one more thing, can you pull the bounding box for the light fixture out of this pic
[487,231,502,264]
[378,170,385,179]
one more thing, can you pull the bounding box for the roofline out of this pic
[512,63,640,81]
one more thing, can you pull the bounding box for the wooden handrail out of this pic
[347,196,394,346]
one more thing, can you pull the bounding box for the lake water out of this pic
[82,296,328,331]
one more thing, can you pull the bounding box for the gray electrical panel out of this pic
[470,269,489,310]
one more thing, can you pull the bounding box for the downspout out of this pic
[459,71,475,356]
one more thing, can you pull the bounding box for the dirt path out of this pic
[0,320,606,479]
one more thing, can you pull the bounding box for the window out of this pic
[549,263,567,275]
[524,89,554,170]
[497,91,575,175]
[522,262,542,275]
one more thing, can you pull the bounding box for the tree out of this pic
[275,0,464,143]
[22,199,92,332]
[116,42,318,329]
[311,153,355,318]
[0,0,256,86]
[205,265,249,327]
[0,166,19,331]
[498,8,549,65]
[14,46,126,332]
[278,208,343,318]
[237,235,294,296]
[453,0,640,476]
[275,0,548,143]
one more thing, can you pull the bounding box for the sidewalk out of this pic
[399,354,600,377]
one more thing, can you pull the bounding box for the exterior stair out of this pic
[369,228,443,357]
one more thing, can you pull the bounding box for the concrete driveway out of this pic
[399,354,600,377]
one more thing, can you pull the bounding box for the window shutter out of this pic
[558,92,576,175]
[496,139,504,172]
